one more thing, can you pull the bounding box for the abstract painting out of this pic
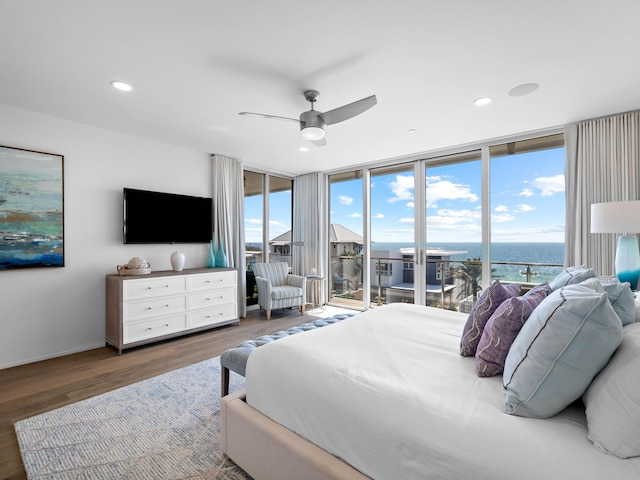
[0,145,64,270]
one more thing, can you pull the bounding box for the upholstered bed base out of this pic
[221,389,368,480]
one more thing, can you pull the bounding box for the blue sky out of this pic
[244,189,292,244]
[244,147,565,245]
[330,147,565,244]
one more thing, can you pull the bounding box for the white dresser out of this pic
[106,268,238,354]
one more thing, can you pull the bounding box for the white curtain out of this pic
[293,172,324,280]
[564,110,640,275]
[211,154,246,318]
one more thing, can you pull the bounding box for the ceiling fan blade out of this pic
[319,95,377,125]
[238,112,299,123]
[310,137,327,147]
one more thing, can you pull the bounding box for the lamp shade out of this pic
[590,200,640,233]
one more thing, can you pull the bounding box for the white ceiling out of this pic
[1,1,639,177]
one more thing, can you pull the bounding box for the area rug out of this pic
[14,357,251,479]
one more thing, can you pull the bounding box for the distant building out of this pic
[269,224,364,263]
[370,247,467,304]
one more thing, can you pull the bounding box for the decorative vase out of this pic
[215,242,228,268]
[206,240,216,268]
[170,250,185,272]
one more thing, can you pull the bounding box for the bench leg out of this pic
[222,366,230,397]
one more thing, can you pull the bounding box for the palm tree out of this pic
[454,258,484,302]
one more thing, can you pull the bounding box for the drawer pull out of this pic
[145,285,170,290]
[145,304,170,310]
[145,323,170,330]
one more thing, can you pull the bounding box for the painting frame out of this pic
[0,145,64,270]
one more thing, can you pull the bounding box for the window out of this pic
[244,171,293,309]
[376,262,392,276]
[489,134,565,285]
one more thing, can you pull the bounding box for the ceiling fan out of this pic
[239,90,377,146]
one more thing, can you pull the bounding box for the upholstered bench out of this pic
[220,312,357,396]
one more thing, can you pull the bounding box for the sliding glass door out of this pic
[424,152,483,311]
[328,170,364,309]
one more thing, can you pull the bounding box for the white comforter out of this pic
[246,303,640,480]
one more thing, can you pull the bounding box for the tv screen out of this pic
[123,188,213,244]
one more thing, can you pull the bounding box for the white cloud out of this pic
[518,188,534,197]
[495,205,509,212]
[388,175,414,203]
[373,213,384,219]
[426,178,478,208]
[427,208,481,227]
[348,212,362,218]
[531,174,565,196]
[339,195,353,205]
[406,201,415,208]
[492,213,515,223]
[517,204,535,212]
[269,220,288,228]
[245,218,262,224]
[399,217,414,224]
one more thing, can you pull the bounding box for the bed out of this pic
[221,302,640,480]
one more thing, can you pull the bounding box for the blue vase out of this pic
[206,240,216,268]
[215,243,228,268]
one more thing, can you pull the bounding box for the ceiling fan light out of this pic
[301,126,325,141]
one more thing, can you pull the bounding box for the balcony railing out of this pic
[328,255,563,312]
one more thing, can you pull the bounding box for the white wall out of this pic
[0,105,213,369]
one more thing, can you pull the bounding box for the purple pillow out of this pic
[475,283,552,377]
[460,280,521,356]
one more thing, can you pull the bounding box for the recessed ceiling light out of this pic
[508,83,539,97]
[111,81,133,92]
[408,129,417,134]
[298,146,309,152]
[473,97,492,106]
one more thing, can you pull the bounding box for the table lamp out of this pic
[591,200,640,290]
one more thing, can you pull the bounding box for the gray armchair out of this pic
[252,262,306,320]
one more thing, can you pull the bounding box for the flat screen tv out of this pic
[123,188,213,244]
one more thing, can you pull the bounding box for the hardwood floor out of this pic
[0,306,351,480]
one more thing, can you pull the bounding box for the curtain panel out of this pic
[293,172,324,282]
[564,110,640,275]
[211,154,246,318]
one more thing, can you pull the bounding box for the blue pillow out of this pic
[503,283,623,418]
[596,278,636,326]
[549,265,596,290]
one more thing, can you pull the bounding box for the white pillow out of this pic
[583,322,640,458]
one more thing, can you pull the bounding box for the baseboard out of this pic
[0,342,105,370]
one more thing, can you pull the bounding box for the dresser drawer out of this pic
[123,276,186,300]
[123,294,187,321]
[189,287,236,310]
[123,314,187,344]
[189,304,238,328]
[188,271,236,291]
